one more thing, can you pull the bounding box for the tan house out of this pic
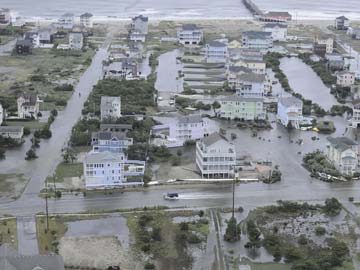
[336,71,355,87]
[314,35,334,54]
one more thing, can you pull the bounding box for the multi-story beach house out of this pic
[131,15,148,34]
[129,31,146,43]
[219,96,265,121]
[17,93,41,119]
[242,31,273,50]
[80,13,94,28]
[335,16,350,30]
[314,35,334,54]
[91,131,133,153]
[235,73,266,98]
[326,136,358,175]
[69,32,84,50]
[336,71,355,87]
[227,66,252,88]
[277,96,303,129]
[100,96,121,121]
[196,132,236,179]
[351,100,360,128]
[0,103,3,126]
[57,13,74,29]
[83,151,145,189]
[0,126,24,142]
[24,31,40,47]
[169,114,209,144]
[325,53,344,71]
[177,24,203,45]
[204,41,228,63]
[263,23,288,42]
[0,8,11,25]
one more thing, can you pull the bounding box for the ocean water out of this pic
[1,0,360,20]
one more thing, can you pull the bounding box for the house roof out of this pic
[101,96,121,111]
[207,41,227,48]
[93,131,128,141]
[337,70,355,76]
[100,123,133,131]
[85,151,124,163]
[265,11,291,17]
[16,39,32,47]
[0,126,24,133]
[220,95,263,103]
[242,31,272,39]
[178,114,203,124]
[229,66,252,73]
[133,15,148,22]
[18,93,38,105]
[62,13,74,17]
[327,136,357,152]
[181,24,200,31]
[237,72,266,83]
[80,13,93,18]
[0,244,64,270]
[278,96,303,107]
[202,132,229,147]
[325,53,343,61]
[336,16,349,20]
[264,23,288,29]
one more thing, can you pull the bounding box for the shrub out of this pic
[144,262,155,269]
[315,226,326,236]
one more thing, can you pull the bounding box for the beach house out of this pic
[69,32,84,50]
[336,71,355,87]
[235,73,266,98]
[131,15,148,34]
[100,96,121,121]
[242,31,273,51]
[263,23,288,42]
[219,96,265,121]
[17,93,41,119]
[177,24,203,45]
[58,13,74,29]
[204,41,228,63]
[335,16,350,30]
[91,131,133,153]
[80,13,94,28]
[326,136,358,175]
[277,96,303,129]
[196,132,236,179]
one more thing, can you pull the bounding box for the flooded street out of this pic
[280,57,339,111]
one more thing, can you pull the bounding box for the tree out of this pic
[51,109,58,117]
[151,227,161,241]
[25,149,38,160]
[224,216,241,242]
[212,101,221,112]
[323,198,342,216]
[0,148,5,159]
[62,147,77,163]
[247,220,261,244]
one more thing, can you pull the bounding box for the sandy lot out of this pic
[59,236,135,269]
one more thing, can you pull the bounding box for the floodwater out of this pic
[64,216,130,249]
[155,49,183,93]
[280,57,339,111]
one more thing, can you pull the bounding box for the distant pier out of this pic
[242,0,263,17]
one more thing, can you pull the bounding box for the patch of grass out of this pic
[0,217,18,249]
[6,121,47,130]
[47,162,83,183]
[0,173,28,199]
[188,220,209,236]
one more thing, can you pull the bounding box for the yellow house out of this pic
[228,40,242,49]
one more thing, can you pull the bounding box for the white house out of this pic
[336,71,355,87]
[326,136,358,175]
[131,15,148,34]
[0,8,11,25]
[177,24,203,45]
[169,114,209,144]
[103,60,138,80]
[24,32,40,48]
[233,59,266,74]
[204,41,228,63]
[335,16,350,30]
[263,23,287,42]
[69,32,83,50]
[129,31,146,43]
[277,96,303,129]
[91,131,133,153]
[196,132,236,179]
[38,28,53,44]
[227,66,252,88]
[100,96,121,121]
[80,13,93,28]
[0,104,3,126]
[219,96,265,120]
[235,73,266,98]
[0,126,24,142]
[242,31,273,50]
[315,35,334,54]
[351,100,360,128]
[58,13,74,29]
[17,93,41,120]
[83,151,145,189]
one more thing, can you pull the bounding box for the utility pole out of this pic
[45,179,49,231]
[232,170,235,218]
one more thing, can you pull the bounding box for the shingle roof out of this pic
[133,15,148,22]
[264,23,288,29]
[237,73,266,83]
[243,31,271,40]
[93,131,128,141]
[18,93,38,106]
[182,24,200,31]
[207,41,227,47]
[220,95,263,103]
[229,66,252,73]
[178,114,203,124]
[80,13,93,18]
[327,136,357,152]
[278,96,303,107]
[202,132,228,147]
[85,151,124,163]
[0,244,64,270]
